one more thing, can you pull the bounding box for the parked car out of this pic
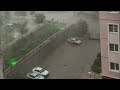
[27,72,44,79]
[32,67,49,77]
[67,37,82,44]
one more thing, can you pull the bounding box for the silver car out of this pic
[68,37,82,44]
[32,67,49,77]
[27,72,44,79]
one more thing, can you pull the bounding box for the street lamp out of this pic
[88,72,91,79]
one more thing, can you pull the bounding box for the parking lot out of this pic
[6,39,100,79]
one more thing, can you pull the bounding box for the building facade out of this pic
[99,11,120,79]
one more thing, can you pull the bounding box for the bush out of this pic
[34,13,46,24]
[91,52,101,74]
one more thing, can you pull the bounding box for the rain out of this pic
[0,11,100,79]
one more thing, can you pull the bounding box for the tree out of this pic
[91,52,101,74]
[15,21,28,38]
[76,19,88,37]
[33,13,46,24]
[19,21,28,38]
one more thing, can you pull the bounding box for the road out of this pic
[6,39,100,79]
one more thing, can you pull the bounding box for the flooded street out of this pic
[6,39,100,79]
[0,11,100,79]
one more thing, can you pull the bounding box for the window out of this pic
[110,62,119,71]
[109,24,119,33]
[110,44,114,51]
[115,44,118,51]
[110,44,118,52]
[116,64,119,70]
[109,24,114,32]
[108,11,118,13]
[110,62,115,69]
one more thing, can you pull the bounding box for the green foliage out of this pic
[1,25,15,43]
[76,19,88,37]
[8,58,17,67]
[34,13,46,24]
[91,52,101,74]
[13,21,28,38]
[64,24,77,38]
[19,21,28,35]
[3,23,60,69]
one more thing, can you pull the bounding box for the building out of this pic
[99,11,120,79]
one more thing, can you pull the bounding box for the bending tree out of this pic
[76,19,88,37]
[15,21,28,38]
[91,52,101,74]
[33,13,46,24]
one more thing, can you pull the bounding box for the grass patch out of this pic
[54,24,65,30]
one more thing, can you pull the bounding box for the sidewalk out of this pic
[87,72,102,79]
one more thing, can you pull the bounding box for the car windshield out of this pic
[41,69,45,73]
[36,73,42,77]
[35,68,45,73]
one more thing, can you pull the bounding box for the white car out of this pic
[68,37,82,44]
[27,72,44,79]
[7,23,13,26]
[32,67,49,76]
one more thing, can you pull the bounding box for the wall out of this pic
[99,11,120,79]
